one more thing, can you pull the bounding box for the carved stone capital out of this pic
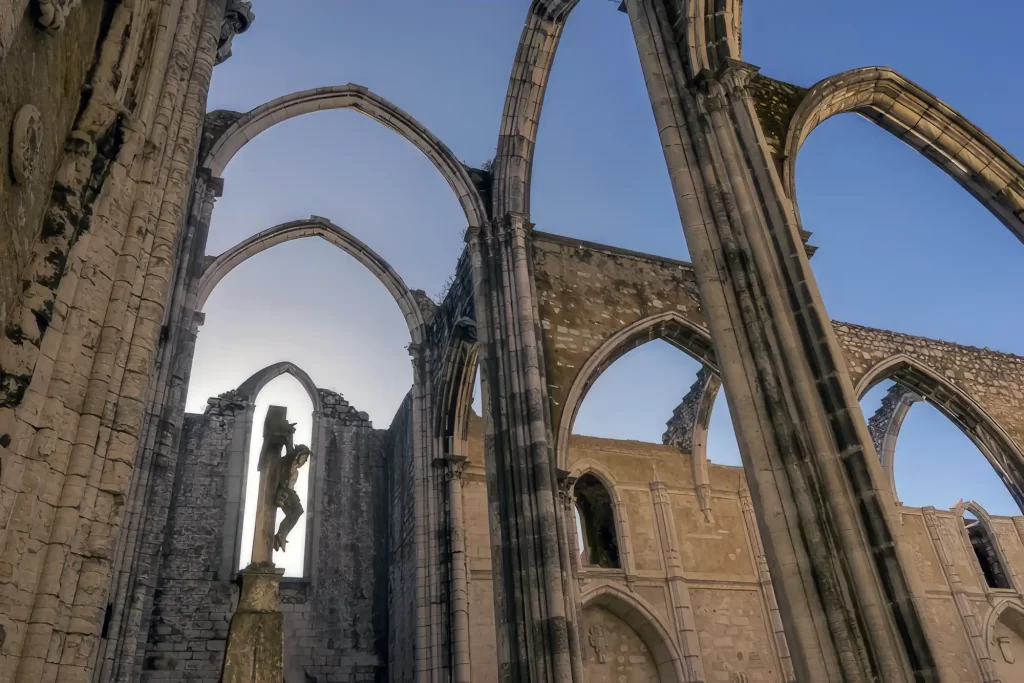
[716,58,760,97]
[556,468,578,507]
[216,0,255,65]
[434,455,469,483]
[694,71,729,116]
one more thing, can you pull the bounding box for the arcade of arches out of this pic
[0,2,1022,683]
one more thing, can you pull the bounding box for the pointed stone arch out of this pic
[782,66,1024,243]
[567,459,634,575]
[555,310,717,469]
[983,597,1024,674]
[864,383,922,505]
[235,360,322,415]
[953,500,1021,594]
[579,583,686,683]
[493,0,740,218]
[197,216,427,344]
[202,85,487,229]
[223,361,323,579]
[857,353,1024,512]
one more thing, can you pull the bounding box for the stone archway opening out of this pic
[858,358,1024,515]
[238,372,316,577]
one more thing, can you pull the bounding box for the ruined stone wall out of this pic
[384,394,417,683]
[142,405,237,681]
[0,0,109,332]
[142,389,388,683]
[461,411,1024,683]
[835,322,1024,449]
[530,232,710,440]
[459,414,790,683]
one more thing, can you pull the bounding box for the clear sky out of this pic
[191,0,1024,573]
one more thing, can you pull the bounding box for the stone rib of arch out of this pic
[196,216,426,344]
[202,84,487,228]
[493,1,742,218]
[579,583,688,683]
[857,353,1024,512]
[783,66,1024,242]
[235,360,322,415]
[555,310,717,469]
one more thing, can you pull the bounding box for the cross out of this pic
[249,405,311,566]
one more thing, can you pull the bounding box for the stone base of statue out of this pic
[220,562,286,683]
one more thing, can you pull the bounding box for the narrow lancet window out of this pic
[574,474,620,569]
[962,510,1011,590]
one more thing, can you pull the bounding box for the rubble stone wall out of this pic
[142,390,388,683]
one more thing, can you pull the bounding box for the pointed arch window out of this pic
[962,509,1012,590]
[574,474,620,569]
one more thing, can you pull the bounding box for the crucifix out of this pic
[249,405,311,566]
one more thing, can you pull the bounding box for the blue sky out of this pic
[190,0,1024,572]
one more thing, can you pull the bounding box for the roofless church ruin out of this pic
[1,1,1023,682]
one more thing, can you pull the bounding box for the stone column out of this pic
[738,483,795,683]
[649,479,705,681]
[624,1,937,679]
[555,471,585,683]
[437,455,472,683]
[220,563,286,683]
[921,507,994,681]
[468,213,578,683]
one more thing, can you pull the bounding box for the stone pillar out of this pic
[624,1,937,679]
[649,479,705,681]
[921,507,994,681]
[556,471,585,683]
[738,483,796,683]
[220,563,286,683]
[437,455,472,683]
[468,213,578,683]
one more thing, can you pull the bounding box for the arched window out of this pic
[238,373,315,577]
[962,509,1012,590]
[574,474,620,569]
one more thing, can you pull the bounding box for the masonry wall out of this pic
[0,1,109,332]
[142,389,388,683]
[384,394,417,683]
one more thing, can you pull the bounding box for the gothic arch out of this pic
[983,598,1024,663]
[493,0,741,217]
[856,354,1024,511]
[864,384,922,505]
[197,216,427,344]
[782,67,1024,243]
[202,85,487,228]
[567,459,634,574]
[235,360,322,415]
[579,583,686,683]
[952,500,1021,594]
[224,361,323,578]
[555,310,717,469]
[435,335,478,456]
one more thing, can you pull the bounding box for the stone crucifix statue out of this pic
[250,405,311,566]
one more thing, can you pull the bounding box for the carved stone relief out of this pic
[10,104,42,185]
[35,0,81,32]
[216,0,255,65]
[588,624,608,663]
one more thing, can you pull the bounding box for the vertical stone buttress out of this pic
[468,213,578,683]
[648,478,705,680]
[624,0,938,680]
[738,483,796,682]
[0,1,229,681]
[920,507,993,681]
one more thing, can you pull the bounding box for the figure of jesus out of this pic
[250,405,311,565]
